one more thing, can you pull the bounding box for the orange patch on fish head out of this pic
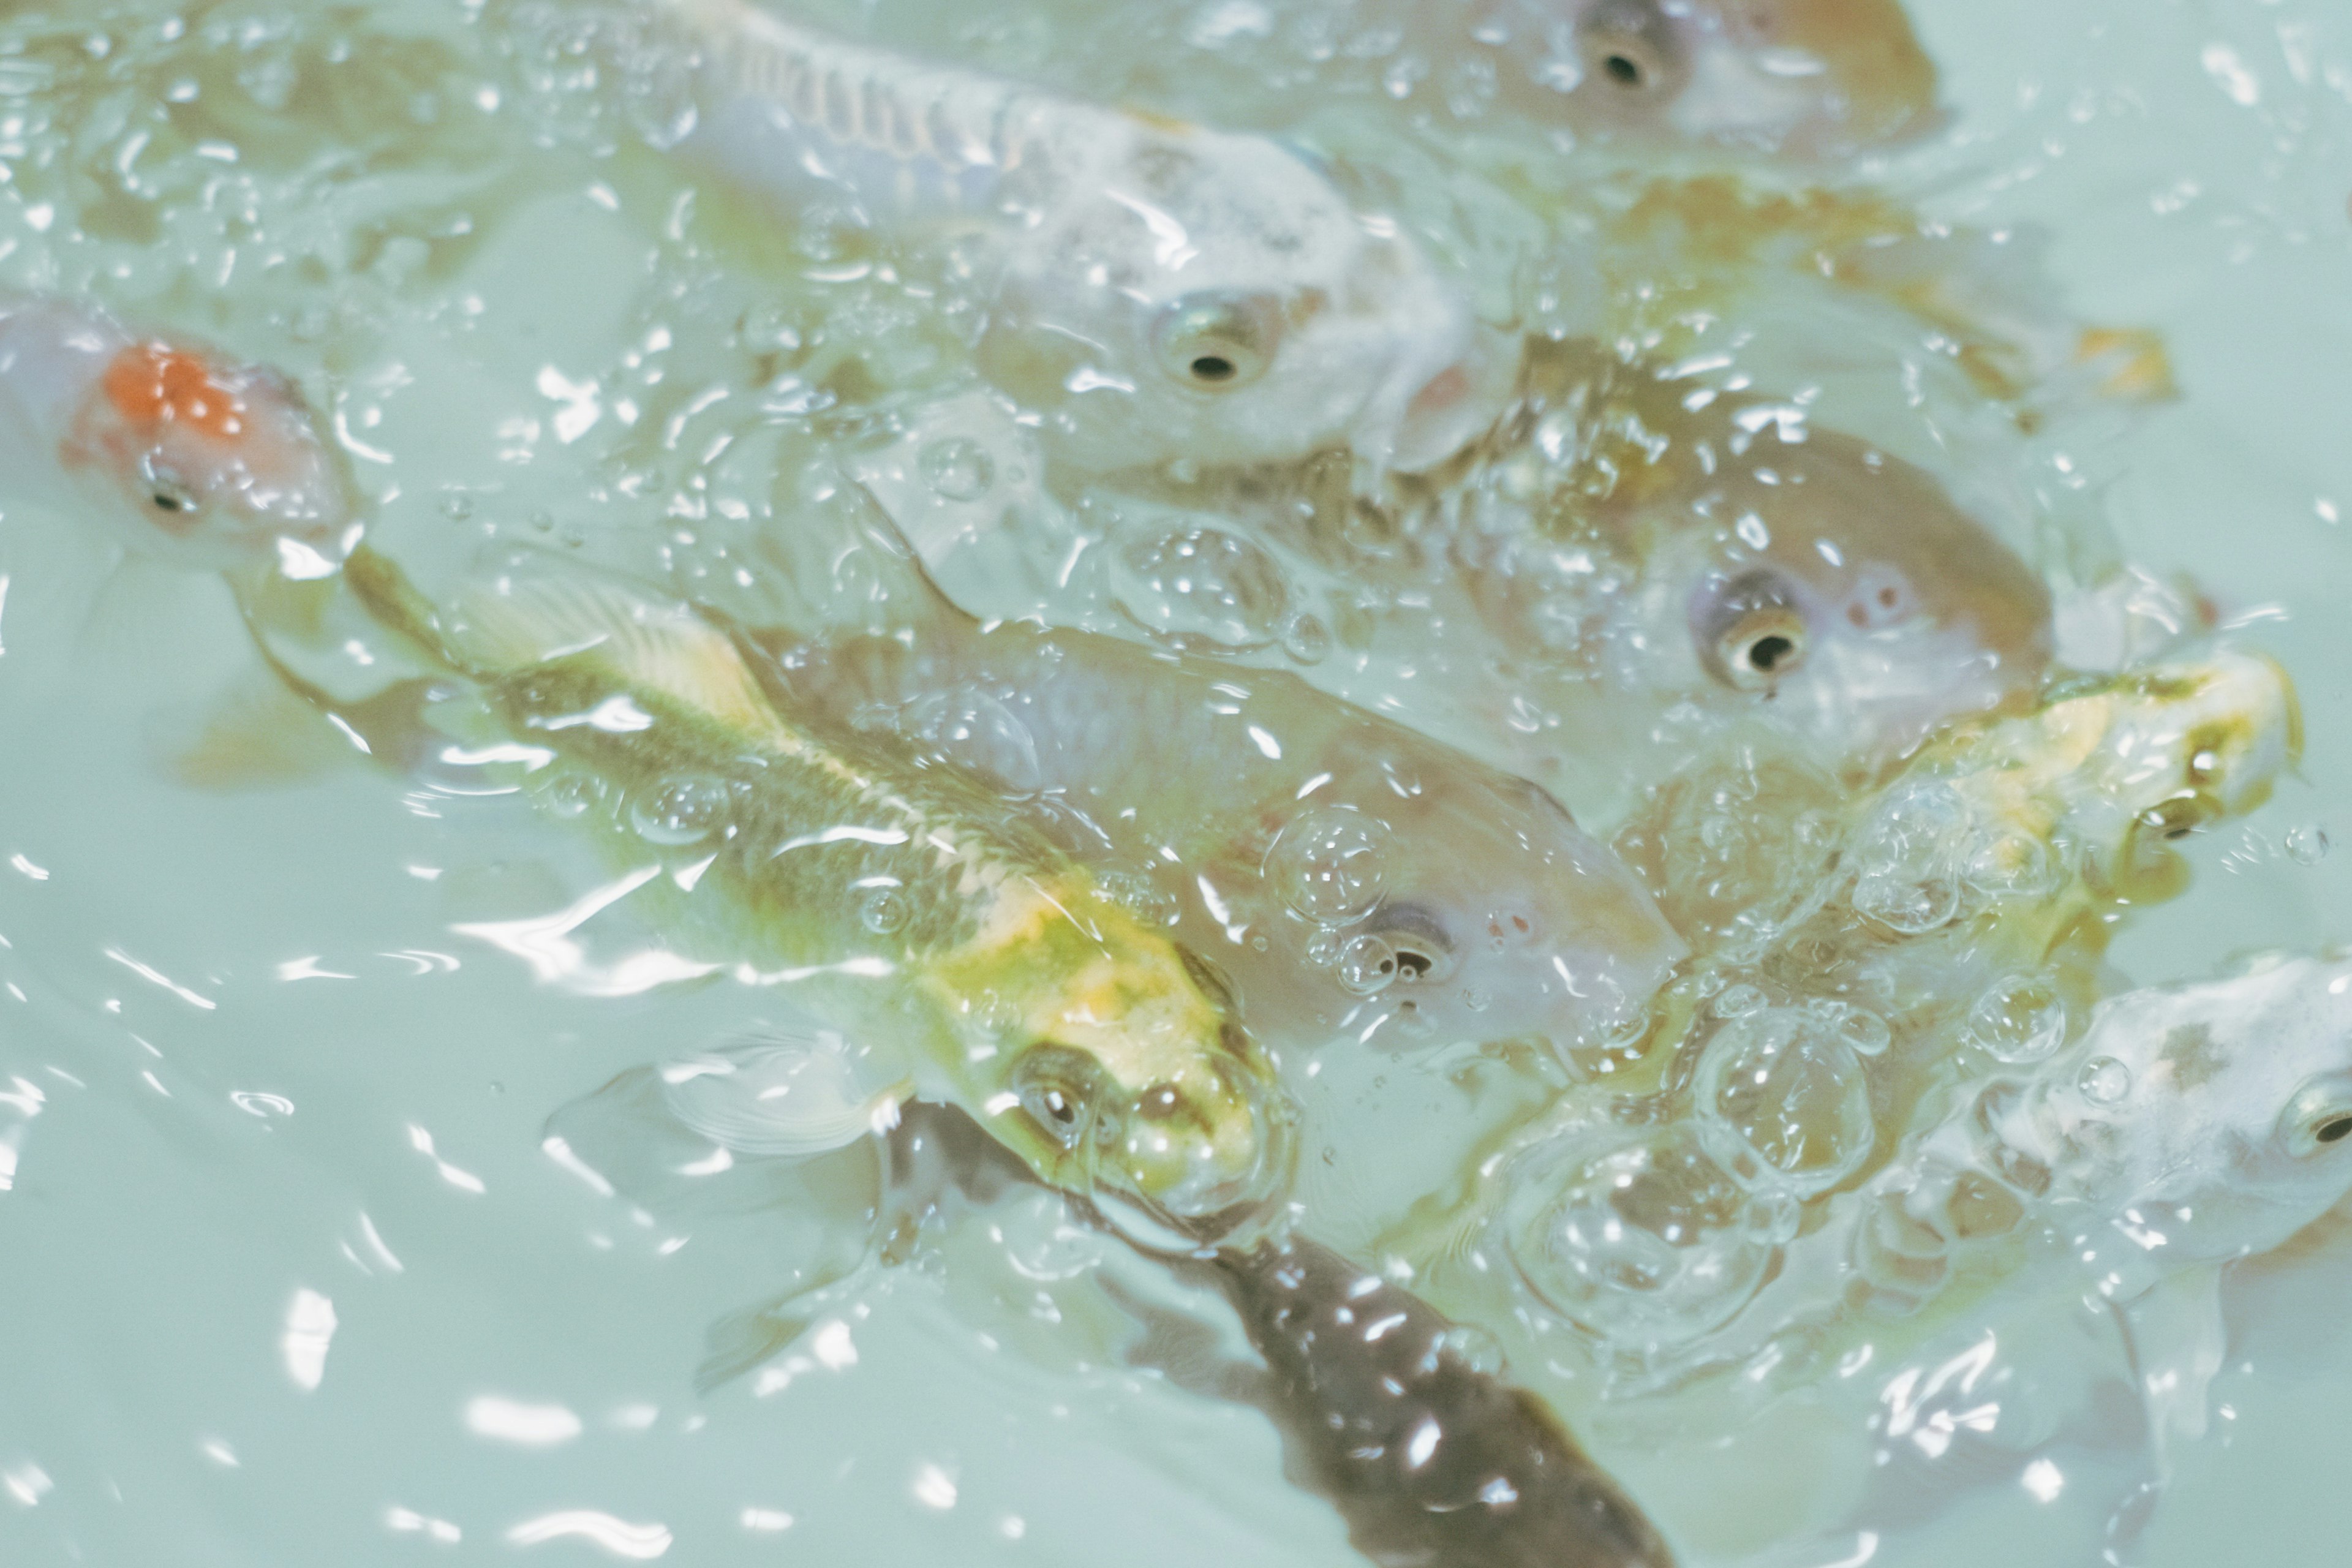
[62,337,359,568]
[104,344,252,443]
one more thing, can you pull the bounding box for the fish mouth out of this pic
[1382,324,1518,473]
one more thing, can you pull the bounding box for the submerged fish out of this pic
[1097,336,2055,819]
[0,292,360,576]
[1385,650,2299,1357]
[549,1042,1676,1567]
[322,541,1292,1234]
[662,0,1499,473]
[741,507,1687,1054]
[1420,0,1940,157]
[1732,950,2352,1461]
[1207,1232,1676,1568]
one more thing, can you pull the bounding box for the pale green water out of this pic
[1,1,2350,1564]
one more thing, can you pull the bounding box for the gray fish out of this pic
[1204,1235,1677,1568]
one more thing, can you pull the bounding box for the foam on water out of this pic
[2,1,2351,1564]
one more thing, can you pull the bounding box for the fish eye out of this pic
[1693,568,1810,692]
[1177,944,1239,1012]
[141,457,198,518]
[2136,789,2223,843]
[1152,293,1281,391]
[2280,1072,2352,1157]
[1362,900,1458,983]
[1576,0,1687,99]
[1011,1044,1111,1150]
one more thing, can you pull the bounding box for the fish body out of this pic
[1208,1233,1676,1568]
[753,587,1687,1054]
[668,0,1494,473]
[334,543,1291,1232]
[1864,951,2352,1309]
[0,292,360,576]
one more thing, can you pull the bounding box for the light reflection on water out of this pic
[0,0,2346,1564]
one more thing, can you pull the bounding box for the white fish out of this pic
[665,0,1499,473]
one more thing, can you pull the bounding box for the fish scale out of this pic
[328,542,1287,1227]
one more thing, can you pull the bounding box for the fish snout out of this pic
[1378,314,1515,473]
[1106,1052,1296,1239]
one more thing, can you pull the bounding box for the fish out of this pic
[1589,178,2177,415]
[1204,1232,1677,1568]
[317,538,1295,1235]
[1336,952,2352,1556]
[546,1043,1677,1567]
[1417,0,1940,157]
[0,292,361,578]
[1380,650,2300,1360]
[736,496,1689,1055]
[658,0,1501,474]
[1096,336,2056,822]
[1763,949,2352,1469]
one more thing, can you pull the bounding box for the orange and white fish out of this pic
[663,0,1504,473]
[0,293,361,578]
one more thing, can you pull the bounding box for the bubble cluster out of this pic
[1502,1126,1779,1351]
[1109,524,1293,652]
[1847,780,1972,935]
[1692,1006,1875,1199]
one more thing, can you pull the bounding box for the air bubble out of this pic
[1848,781,1970,934]
[1833,1007,1891,1058]
[2079,1056,2132,1105]
[540,773,602,820]
[1965,974,2068,1065]
[1852,869,1962,935]
[1336,933,1399,995]
[1964,830,2060,901]
[630,777,732,845]
[894,691,1042,793]
[920,437,995,502]
[1265,807,1390,925]
[2288,823,2331,865]
[858,884,908,936]
[1713,983,1767,1019]
[1693,1008,1874,1199]
[1280,611,1332,665]
[1501,1126,1774,1351]
[1110,526,1291,652]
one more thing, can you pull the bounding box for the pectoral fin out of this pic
[661,1025,914,1158]
[2117,1262,2228,1468]
[424,548,788,739]
[154,666,370,790]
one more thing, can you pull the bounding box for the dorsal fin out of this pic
[439,549,790,740]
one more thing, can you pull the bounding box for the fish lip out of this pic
[1381,322,1519,473]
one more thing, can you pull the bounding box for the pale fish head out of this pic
[2038,652,2301,901]
[1504,0,1940,156]
[1595,423,2050,762]
[981,119,1490,475]
[954,899,1294,1238]
[2016,954,2352,1270]
[1305,774,1689,1051]
[59,337,362,578]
